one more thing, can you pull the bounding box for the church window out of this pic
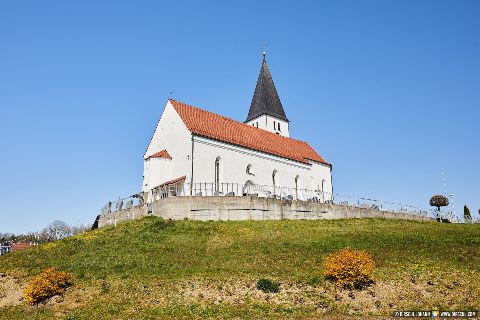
[273,121,276,130]
[215,157,221,192]
[246,164,253,175]
[272,170,277,195]
[278,122,281,131]
[295,175,299,199]
[321,179,326,202]
[243,180,254,196]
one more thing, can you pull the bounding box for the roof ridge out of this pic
[170,99,244,126]
[169,99,307,143]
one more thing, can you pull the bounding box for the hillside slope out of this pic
[1,217,479,319]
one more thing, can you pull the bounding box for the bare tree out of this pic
[70,222,90,235]
[42,220,72,241]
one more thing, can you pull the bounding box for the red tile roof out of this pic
[169,99,330,165]
[159,175,186,187]
[146,149,172,160]
[12,243,34,251]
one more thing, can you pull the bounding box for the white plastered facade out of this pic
[143,101,192,193]
[246,114,290,137]
[143,101,333,200]
[191,135,332,196]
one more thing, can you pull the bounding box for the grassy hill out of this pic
[1,217,479,319]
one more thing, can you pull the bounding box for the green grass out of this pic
[1,217,479,319]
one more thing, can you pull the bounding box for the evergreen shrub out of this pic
[256,278,280,293]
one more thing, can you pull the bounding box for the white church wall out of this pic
[246,114,289,137]
[143,101,192,192]
[143,157,172,192]
[309,161,333,198]
[192,135,331,199]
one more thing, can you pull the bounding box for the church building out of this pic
[142,54,333,202]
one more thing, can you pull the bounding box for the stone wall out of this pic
[99,196,433,227]
[98,204,148,227]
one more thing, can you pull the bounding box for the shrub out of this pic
[323,248,375,289]
[256,278,280,293]
[100,280,110,294]
[464,205,472,223]
[24,268,72,304]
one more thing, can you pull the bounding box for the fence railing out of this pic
[332,193,429,216]
[0,245,12,255]
[101,193,144,215]
[152,182,333,203]
[101,182,430,218]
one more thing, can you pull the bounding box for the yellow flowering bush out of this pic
[24,268,72,304]
[323,248,375,289]
[42,242,60,250]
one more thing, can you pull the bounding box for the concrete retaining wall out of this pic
[98,204,148,227]
[99,196,433,227]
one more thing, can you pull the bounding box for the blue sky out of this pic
[1,0,479,234]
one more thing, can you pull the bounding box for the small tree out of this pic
[430,195,449,222]
[91,215,100,230]
[42,220,72,241]
[464,205,472,223]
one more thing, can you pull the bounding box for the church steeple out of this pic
[246,53,289,123]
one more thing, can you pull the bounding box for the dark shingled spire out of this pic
[246,54,289,122]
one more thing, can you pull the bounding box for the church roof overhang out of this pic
[158,175,186,187]
[244,111,291,123]
[169,99,331,166]
[145,149,172,160]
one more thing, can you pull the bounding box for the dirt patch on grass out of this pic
[151,271,480,316]
[0,272,99,319]
[3,272,476,319]
[323,270,480,315]
[175,278,328,310]
[0,273,24,308]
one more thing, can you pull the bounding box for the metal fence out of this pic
[0,245,12,256]
[102,182,430,218]
[152,182,333,203]
[332,193,429,216]
[101,193,144,215]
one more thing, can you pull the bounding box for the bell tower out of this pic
[245,52,290,137]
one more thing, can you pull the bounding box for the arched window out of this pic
[294,175,299,199]
[243,180,254,196]
[215,157,221,192]
[321,179,326,202]
[272,170,277,195]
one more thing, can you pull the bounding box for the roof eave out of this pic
[192,133,310,165]
[245,111,290,123]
